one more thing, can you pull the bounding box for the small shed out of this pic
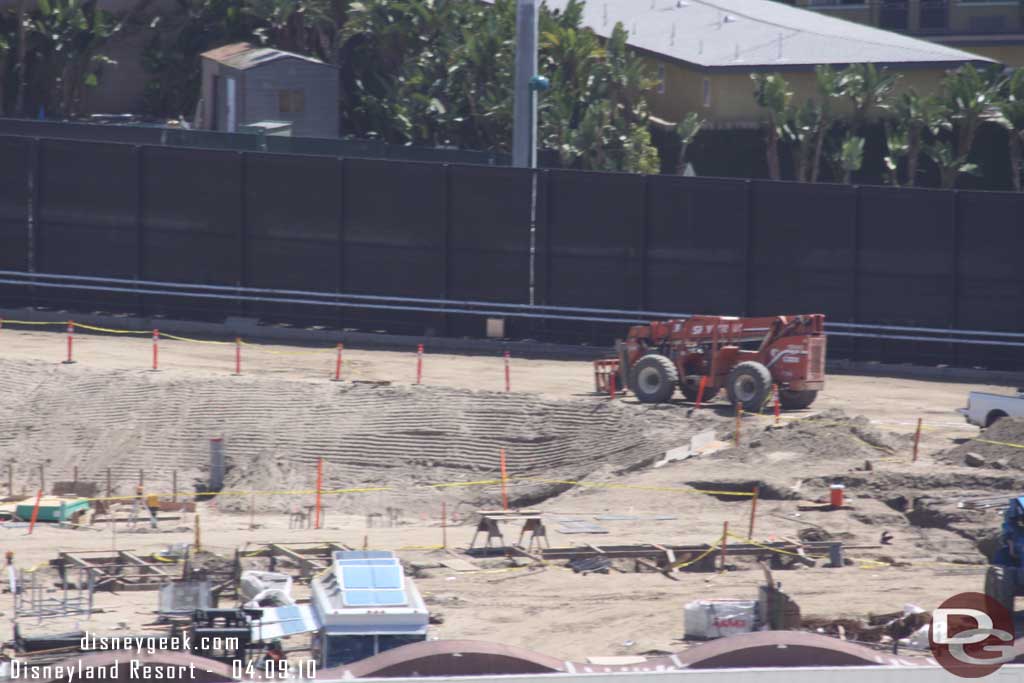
[196,43,339,139]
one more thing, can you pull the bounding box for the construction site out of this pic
[0,315,1022,680]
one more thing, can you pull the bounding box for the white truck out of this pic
[958,390,1024,428]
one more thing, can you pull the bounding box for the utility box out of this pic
[486,318,506,338]
[239,120,293,137]
[684,599,757,640]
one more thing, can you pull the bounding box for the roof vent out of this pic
[676,0,688,6]
[724,14,737,22]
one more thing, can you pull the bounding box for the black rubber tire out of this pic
[985,565,1016,613]
[986,411,1008,428]
[726,361,772,410]
[630,355,679,404]
[779,389,818,410]
[680,376,719,403]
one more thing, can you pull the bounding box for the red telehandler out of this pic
[594,314,826,410]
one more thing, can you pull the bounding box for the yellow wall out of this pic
[647,59,958,127]
[946,43,1024,67]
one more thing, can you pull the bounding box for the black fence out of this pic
[0,133,1021,369]
[0,118,511,166]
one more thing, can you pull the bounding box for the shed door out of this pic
[225,77,237,133]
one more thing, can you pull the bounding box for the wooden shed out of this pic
[196,42,339,138]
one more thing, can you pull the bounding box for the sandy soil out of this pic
[0,326,1018,662]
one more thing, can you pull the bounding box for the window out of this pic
[278,89,305,114]
[657,65,666,94]
[378,635,426,654]
[324,635,375,667]
[702,78,711,108]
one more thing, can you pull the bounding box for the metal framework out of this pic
[14,566,94,622]
[0,270,1022,348]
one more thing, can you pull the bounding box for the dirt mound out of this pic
[934,417,1024,469]
[0,359,721,514]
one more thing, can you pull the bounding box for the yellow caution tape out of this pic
[725,531,827,560]
[160,333,233,345]
[671,541,721,569]
[975,439,1024,450]
[72,322,150,335]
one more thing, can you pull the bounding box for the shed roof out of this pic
[200,42,334,70]
[536,0,995,69]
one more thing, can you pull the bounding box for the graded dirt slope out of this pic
[0,359,723,513]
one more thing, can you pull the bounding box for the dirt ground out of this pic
[0,326,1018,662]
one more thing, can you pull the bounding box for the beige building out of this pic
[788,0,1024,67]
[541,0,997,128]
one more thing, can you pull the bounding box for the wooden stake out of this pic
[194,510,201,552]
[912,418,922,462]
[314,458,324,530]
[249,493,256,530]
[719,521,729,573]
[500,449,509,511]
[441,501,447,549]
[139,469,144,488]
[7,463,12,497]
[39,464,44,493]
[748,486,759,540]
[734,402,743,447]
[106,468,112,498]
[172,470,177,503]
[695,376,707,409]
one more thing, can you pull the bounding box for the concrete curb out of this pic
[0,306,1020,385]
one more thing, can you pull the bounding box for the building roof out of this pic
[200,42,333,70]
[538,0,996,69]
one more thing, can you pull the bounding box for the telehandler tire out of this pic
[630,355,679,404]
[985,565,1016,614]
[726,361,772,410]
[780,389,818,410]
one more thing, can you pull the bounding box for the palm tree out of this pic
[886,89,944,187]
[809,65,843,182]
[839,133,865,184]
[939,64,1006,185]
[675,112,703,175]
[839,63,900,132]
[999,68,1024,192]
[752,73,793,180]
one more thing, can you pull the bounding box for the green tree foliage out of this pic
[751,72,792,180]
[1002,68,1024,192]
[0,0,120,117]
[885,89,944,187]
[674,111,703,175]
[139,0,254,117]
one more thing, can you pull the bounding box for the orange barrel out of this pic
[829,484,845,508]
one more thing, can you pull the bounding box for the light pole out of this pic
[512,0,538,168]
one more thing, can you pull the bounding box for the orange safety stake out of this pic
[912,418,922,462]
[27,489,43,535]
[416,344,424,385]
[62,321,76,364]
[332,342,343,382]
[772,384,781,425]
[695,376,707,409]
[609,370,617,399]
[152,329,160,372]
[500,448,509,511]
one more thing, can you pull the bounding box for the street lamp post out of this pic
[512,0,538,168]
